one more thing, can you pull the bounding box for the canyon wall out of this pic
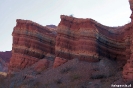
[9,20,56,71]
[122,0,133,81]
[9,0,133,81]
[53,15,126,67]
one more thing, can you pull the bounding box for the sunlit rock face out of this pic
[53,15,127,67]
[9,20,56,71]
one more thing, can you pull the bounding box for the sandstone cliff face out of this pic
[54,16,99,67]
[53,15,126,67]
[9,20,56,71]
[9,0,133,82]
[122,0,133,81]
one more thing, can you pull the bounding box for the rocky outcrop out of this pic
[33,59,50,72]
[8,0,133,81]
[53,57,68,68]
[122,0,133,81]
[9,20,56,71]
[53,15,126,67]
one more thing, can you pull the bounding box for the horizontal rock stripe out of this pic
[10,19,56,71]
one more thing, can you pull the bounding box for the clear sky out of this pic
[0,0,131,51]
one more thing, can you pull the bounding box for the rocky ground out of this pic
[5,58,132,88]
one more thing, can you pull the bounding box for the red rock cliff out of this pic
[9,0,133,81]
[122,0,133,81]
[9,20,56,71]
[53,15,126,67]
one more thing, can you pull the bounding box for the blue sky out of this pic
[0,0,131,51]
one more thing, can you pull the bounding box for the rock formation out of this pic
[9,20,56,71]
[9,0,133,81]
[122,0,133,81]
[33,59,50,72]
[53,15,127,67]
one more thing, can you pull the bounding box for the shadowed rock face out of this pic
[9,20,56,71]
[0,51,11,62]
[0,51,11,72]
[9,0,133,81]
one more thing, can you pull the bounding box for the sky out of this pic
[0,0,131,51]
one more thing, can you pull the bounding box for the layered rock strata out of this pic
[9,20,56,71]
[53,15,126,67]
[9,0,133,81]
